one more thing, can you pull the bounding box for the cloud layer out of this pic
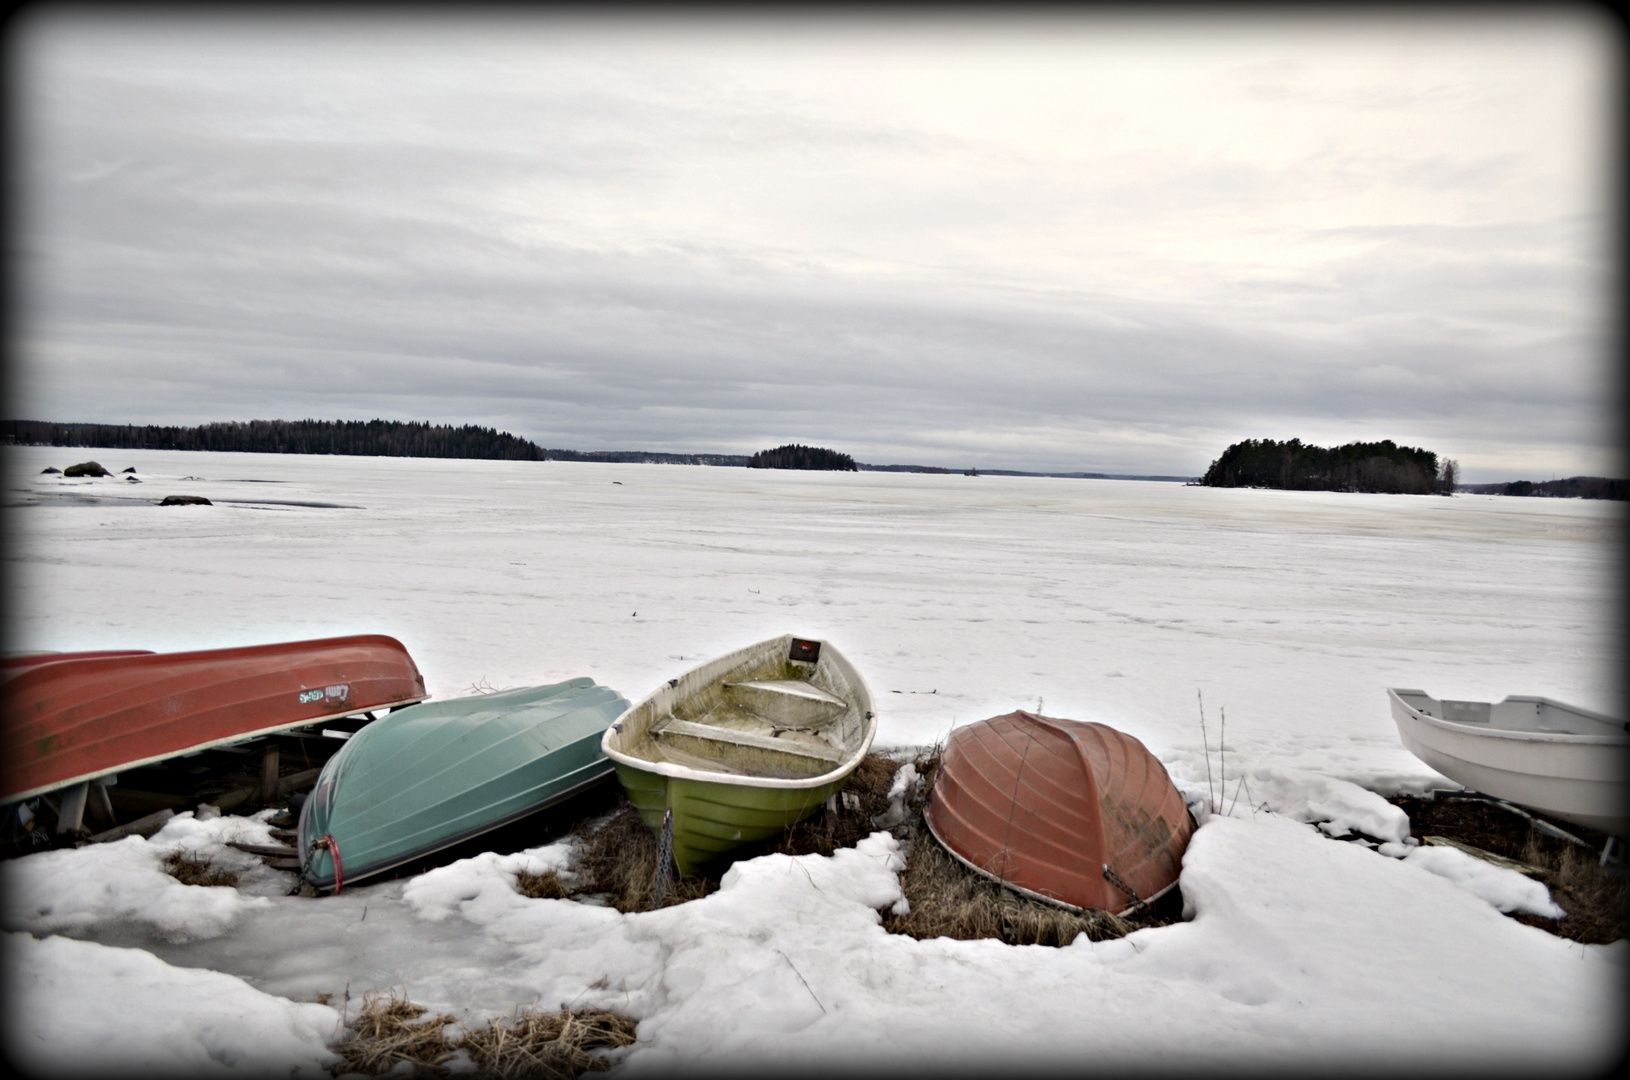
[11,12,1618,480]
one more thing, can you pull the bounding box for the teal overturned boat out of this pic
[299,678,628,893]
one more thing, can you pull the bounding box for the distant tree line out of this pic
[2,419,547,460]
[545,449,750,466]
[1460,477,1627,500]
[746,443,858,471]
[1200,438,1456,495]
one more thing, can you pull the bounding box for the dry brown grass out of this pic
[1392,794,1627,944]
[329,990,639,1079]
[882,817,1141,946]
[562,804,717,912]
[763,749,900,858]
[1514,831,1628,944]
[460,1006,639,1079]
[162,850,238,888]
[330,989,457,1076]
[514,868,570,900]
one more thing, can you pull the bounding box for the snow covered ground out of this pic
[3,447,1624,1074]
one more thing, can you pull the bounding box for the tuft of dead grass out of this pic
[460,1006,639,1079]
[1514,829,1629,944]
[514,868,570,900]
[562,804,716,912]
[1392,794,1627,944]
[329,989,638,1079]
[330,989,457,1076]
[162,850,239,888]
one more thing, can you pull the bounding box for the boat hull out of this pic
[613,761,850,876]
[603,634,877,877]
[925,711,1194,914]
[2,635,426,803]
[1388,688,1629,836]
[299,678,629,891]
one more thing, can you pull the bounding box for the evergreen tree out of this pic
[745,444,858,471]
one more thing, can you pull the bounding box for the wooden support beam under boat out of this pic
[228,840,298,858]
[88,781,116,829]
[258,747,280,804]
[206,766,324,814]
[56,782,88,835]
[86,808,176,844]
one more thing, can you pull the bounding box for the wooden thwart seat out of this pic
[724,679,847,728]
[653,717,847,764]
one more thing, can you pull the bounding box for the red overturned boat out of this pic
[925,710,1195,914]
[2,635,427,805]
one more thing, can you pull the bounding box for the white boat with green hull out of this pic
[602,634,877,876]
[1387,687,1628,837]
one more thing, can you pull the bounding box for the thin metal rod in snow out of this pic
[1197,691,1217,813]
[1219,705,1227,818]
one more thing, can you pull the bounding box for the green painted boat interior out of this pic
[300,677,628,889]
[603,635,877,876]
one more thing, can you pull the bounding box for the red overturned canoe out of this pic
[2,635,427,803]
[925,711,1195,914]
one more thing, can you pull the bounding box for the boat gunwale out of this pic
[601,634,878,791]
[1387,688,1628,747]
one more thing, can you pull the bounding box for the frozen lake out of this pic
[6,445,1619,792]
[3,446,1623,1075]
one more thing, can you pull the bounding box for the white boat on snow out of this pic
[1387,688,1628,838]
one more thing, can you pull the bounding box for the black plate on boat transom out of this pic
[789,638,821,663]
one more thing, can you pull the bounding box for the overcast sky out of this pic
[8,11,1619,480]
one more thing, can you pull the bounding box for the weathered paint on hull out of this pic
[614,760,848,876]
[3,635,427,803]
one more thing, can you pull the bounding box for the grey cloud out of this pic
[11,13,1615,481]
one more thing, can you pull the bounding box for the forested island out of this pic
[746,444,858,471]
[3,419,547,461]
[1200,438,1455,495]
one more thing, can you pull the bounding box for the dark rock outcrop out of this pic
[63,461,110,477]
[159,495,212,506]
[40,467,61,474]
